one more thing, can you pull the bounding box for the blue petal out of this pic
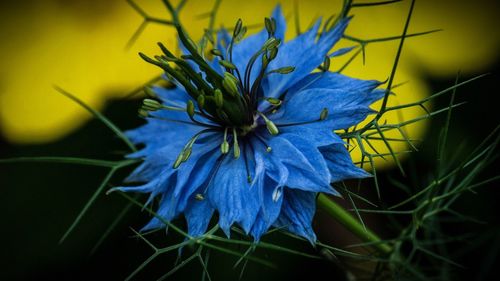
[287,72,383,104]
[320,144,371,182]
[329,46,356,57]
[260,131,336,194]
[207,147,260,236]
[248,142,284,240]
[275,86,382,130]
[141,182,177,231]
[184,196,214,237]
[260,18,350,110]
[274,189,317,243]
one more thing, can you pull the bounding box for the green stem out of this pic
[317,194,392,255]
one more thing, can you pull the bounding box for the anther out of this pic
[187,100,195,118]
[222,73,239,97]
[257,112,279,135]
[269,66,295,75]
[232,128,240,159]
[142,99,162,111]
[266,97,282,106]
[322,56,331,72]
[210,49,223,57]
[233,19,243,38]
[197,94,205,109]
[219,60,237,70]
[214,89,224,108]
[320,108,329,120]
[221,128,229,154]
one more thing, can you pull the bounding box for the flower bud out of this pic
[220,141,229,154]
[219,60,237,70]
[187,100,195,118]
[214,89,224,108]
[197,94,205,109]
[142,98,162,111]
[222,73,239,97]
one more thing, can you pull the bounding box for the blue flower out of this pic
[115,6,384,242]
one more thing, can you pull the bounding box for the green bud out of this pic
[233,143,240,158]
[322,56,331,72]
[235,26,247,42]
[266,120,279,135]
[220,141,229,154]
[320,108,329,120]
[267,47,278,61]
[181,147,192,162]
[197,94,205,109]
[269,66,295,74]
[263,37,280,50]
[214,89,224,108]
[187,100,195,118]
[142,98,162,111]
[223,73,239,97]
[266,97,282,106]
[219,60,237,70]
[264,17,274,35]
[138,109,149,118]
[173,152,184,169]
[210,49,223,57]
[233,128,240,159]
[266,146,272,153]
[233,18,243,38]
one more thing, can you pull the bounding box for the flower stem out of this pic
[317,194,392,255]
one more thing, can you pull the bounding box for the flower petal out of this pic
[207,146,260,236]
[274,189,317,243]
[320,144,372,182]
[184,196,214,237]
[261,131,336,194]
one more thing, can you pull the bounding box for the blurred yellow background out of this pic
[0,0,498,167]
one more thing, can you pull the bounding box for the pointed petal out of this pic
[207,148,260,236]
[184,197,214,237]
[274,189,317,243]
[320,144,371,182]
[262,132,336,194]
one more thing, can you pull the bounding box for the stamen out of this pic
[219,60,237,70]
[186,100,195,118]
[220,127,230,154]
[320,108,329,120]
[265,97,282,106]
[254,133,273,153]
[214,89,224,108]
[222,72,239,97]
[173,129,214,169]
[267,66,295,75]
[257,112,279,135]
[232,128,240,159]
